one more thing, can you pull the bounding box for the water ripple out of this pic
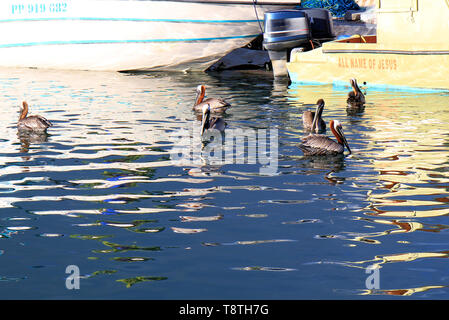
[0,68,448,299]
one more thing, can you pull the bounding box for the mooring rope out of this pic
[252,0,264,33]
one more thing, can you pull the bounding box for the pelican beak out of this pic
[201,106,210,136]
[337,126,351,154]
[195,89,201,106]
[311,112,319,132]
[195,92,199,105]
[195,85,205,106]
[201,114,206,136]
[312,100,324,133]
[350,79,358,94]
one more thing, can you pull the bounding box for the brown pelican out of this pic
[193,84,230,113]
[346,78,365,113]
[299,120,351,156]
[303,99,326,133]
[17,101,52,132]
[200,103,226,136]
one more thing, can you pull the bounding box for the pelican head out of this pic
[200,103,211,136]
[196,84,204,94]
[350,78,362,94]
[311,99,325,133]
[330,120,351,154]
[195,84,206,105]
[19,101,29,120]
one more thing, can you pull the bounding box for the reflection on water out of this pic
[0,67,448,299]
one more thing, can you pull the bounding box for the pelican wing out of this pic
[194,98,230,113]
[209,117,227,132]
[35,115,52,128]
[204,97,230,108]
[18,115,52,131]
[302,111,315,130]
[299,134,344,156]
[347,91,365,105]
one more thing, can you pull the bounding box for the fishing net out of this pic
[300,0,360,17]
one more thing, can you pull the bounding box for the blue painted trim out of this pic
[289,80,329,86]
[0,17,262,23]
[0,34,259,49]
[332,80,449,93]
[289,77,449,93]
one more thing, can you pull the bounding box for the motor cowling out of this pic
[263,10,310,52]
[262,8,335,77]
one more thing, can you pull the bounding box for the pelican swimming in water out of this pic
[303,99,326,133]
[193,84,230,113]
[346,78,365,114]
[299,120,351,156]
[200,103,226,136]
[17,101,52,132]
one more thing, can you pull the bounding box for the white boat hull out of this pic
[0,0,297,71]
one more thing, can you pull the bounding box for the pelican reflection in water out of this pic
[346,78,365,114]
[303,99,326,133]
[193,84,230,114]
[300,120,351,156]
[17,101,52,132]
[18,130,49,153]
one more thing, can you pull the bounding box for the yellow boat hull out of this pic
[286,0,449,91]
[287,41,449,90]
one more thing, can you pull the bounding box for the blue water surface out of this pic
[0,68,448,299]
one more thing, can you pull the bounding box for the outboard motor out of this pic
[300,8,335,41]
[263,10,310,77]
[263,8,335,77]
